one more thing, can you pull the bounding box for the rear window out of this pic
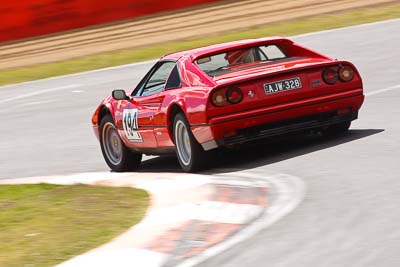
[195,45,287,76]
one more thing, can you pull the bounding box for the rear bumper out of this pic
[192,89,364,150]
[217,109,357,147]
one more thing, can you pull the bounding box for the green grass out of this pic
[1,3,400,86]
[0,183,149,267]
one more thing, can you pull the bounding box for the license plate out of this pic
[264,77,302,94]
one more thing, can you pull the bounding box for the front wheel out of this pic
[173,113,207,172]
[99,115,142,172]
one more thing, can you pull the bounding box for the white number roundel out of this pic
[122,109,142,142]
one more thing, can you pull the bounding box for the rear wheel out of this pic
[100,115,142,172]
[173,113,207,172]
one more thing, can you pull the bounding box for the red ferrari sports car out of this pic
[92,37,364,172]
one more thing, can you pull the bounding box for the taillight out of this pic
[211,90,228,106]
[322,67,338,85]
[211,87,243,107]
[322,65,354,85]
[338,65,354,82]
[226,87,243,104]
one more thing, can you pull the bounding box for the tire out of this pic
[99,114,142,172]
[173,113,207,172]
[322,121,351,136]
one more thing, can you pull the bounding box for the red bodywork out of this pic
[92,37,364,153]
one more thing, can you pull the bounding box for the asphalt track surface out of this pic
[1,19,400,266]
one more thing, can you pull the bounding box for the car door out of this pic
[117,60,178,149]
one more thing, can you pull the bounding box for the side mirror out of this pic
[112,89,130,100]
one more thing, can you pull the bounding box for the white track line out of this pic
[57,248,168,267]
[0,19,398,89]
[0,84,82,103]
[365,84,400,97]
[293,18,400,39]
[0,60,155,89]
[176,173,306,267]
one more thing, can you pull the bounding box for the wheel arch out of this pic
[167,103,186,143]
[95,103,115,127]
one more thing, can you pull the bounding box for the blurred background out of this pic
[0,0,218,43]
[1,0,398,85]
[1,1,400,267]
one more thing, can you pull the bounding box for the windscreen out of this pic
[195,45,287,76]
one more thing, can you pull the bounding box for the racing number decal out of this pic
[122,109,142,142]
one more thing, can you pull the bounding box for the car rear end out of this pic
[191,38,364,150]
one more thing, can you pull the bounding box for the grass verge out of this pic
[0,183,149,267]
[1,3,399,86]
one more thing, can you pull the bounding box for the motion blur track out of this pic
[1,19,400,267]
